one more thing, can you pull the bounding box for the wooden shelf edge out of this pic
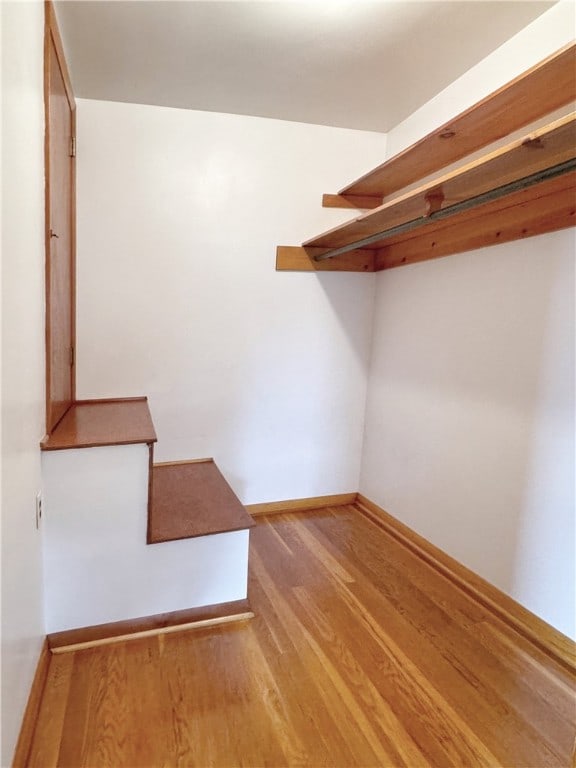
[276,245,374,272]
[11,639,51,768]
[74,396,149,405]
[246,492,357,516]
[153,457,214,468]
[339,41,576,199]
[375,170,576,270]
[40,397,158,451]
[322,193,383,210]
[305,114,576,255]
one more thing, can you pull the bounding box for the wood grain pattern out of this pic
[305,114,576,254]
[11,640,50,768]
[48,599,253,652]
[356,494,576,674]
[375,168,576,270]
[148,459,254,543]
[27,506,576,767]
[246,492,357,516]
[44,2,76,432]
[322,193,384,209]
[276,245,374,272]
[339,41,576,199]
[40,398,157,450]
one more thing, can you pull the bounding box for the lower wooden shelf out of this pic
[277,111,576,272]
[277,169,576,272]
[148,459,255,544]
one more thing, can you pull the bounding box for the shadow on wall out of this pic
[359,231,575,637]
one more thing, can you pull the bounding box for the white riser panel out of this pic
[42,444,249,633]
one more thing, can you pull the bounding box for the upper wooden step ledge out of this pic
[148,459,255,544]
[40,397,157,451]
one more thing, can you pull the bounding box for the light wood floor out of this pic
[28,505,575,767]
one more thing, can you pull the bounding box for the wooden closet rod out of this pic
[313,158,576,262]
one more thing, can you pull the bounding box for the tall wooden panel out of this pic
[44,3,75,432]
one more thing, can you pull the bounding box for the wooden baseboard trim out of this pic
[356,494,576,674]
[12,638,51,768]
[153,457,213,468]
[246,493,357,517]
[48,599,253,654]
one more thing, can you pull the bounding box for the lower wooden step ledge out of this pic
[148,458,255,544]
[48,599,254,653]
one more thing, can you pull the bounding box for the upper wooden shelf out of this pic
[324,41,576,208]
[277,43,576,273]
[41,398,157,451]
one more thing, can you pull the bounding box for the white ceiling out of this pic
[55,0,556,132]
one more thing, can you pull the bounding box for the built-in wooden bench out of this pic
[148,459,255,544]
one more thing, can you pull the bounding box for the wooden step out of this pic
[148,459,255,544]
[40,397,157,451]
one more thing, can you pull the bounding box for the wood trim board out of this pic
[48,600,254,653]
[276,245,374,272]
[153,457,214,467]
[11,639,51,768]
[246,493,358,516]
[355,494,576,674]
[322,193,384,210]
[375,168,576,269]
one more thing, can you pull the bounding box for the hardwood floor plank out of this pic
[27,505,576,767]
[274,563,498,765]
[302,508,572,765]
[27,653,73,768]
[250,547,406,766]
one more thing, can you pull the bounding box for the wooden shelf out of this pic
[277,41,576,275]
[301,114,575,256]
[41,398,157,451]
[324,41,576,208]
[148,459,255,544]
[375,170,575,270]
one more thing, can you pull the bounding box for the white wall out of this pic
[76,101,385,504]
[1,1,46,762]
[361,5,576,639]
[42,445,250,632]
